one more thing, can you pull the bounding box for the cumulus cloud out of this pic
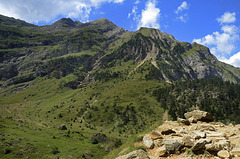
[193,12,239,58]
[137,0,160,29]
[193,25,239,55]
[219,52,240,67]
[0,0,125,24]
[175,1,189,14]
[217,12,236,24]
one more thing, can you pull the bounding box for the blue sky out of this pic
[0,0,240,67]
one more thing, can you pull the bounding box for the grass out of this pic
[0,70,166,158]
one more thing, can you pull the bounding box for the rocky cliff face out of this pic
[1,14,240,88]
[116,110,240,159]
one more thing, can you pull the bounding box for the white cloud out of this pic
[175,1,189,14]
[221,25,238,34]
[217,12,236,24]
[219,52,240,67]
[0,0,125,24]
[128,6,140,22]
[134,0,140,4]
[193,26,239,55]
[193,12,239,57]
[137,0,160,29]
[177,14,188,23]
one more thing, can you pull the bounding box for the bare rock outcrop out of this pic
[116,110,240,159]
[184,110,214,122]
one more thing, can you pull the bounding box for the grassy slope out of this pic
[0,69,166,158]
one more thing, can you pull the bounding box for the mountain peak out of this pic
[138,27,175,42]
[52,18,77,27]
[0,14,36,27]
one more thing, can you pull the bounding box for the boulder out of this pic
[164,140,183,153]
[115,149,149,159]
[143,136,154,149]
[161,129,176,135]
[177,118,190,125]
[149,132,162,140]
[184,110,214,122]
[217,150,230,158]
[182,135,195,147]
[190,130,206,139]
[154,146,167,157]
[191,139,209,152]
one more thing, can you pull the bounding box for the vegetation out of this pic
[153,78,240,124]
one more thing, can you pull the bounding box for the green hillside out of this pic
[1,15,240,158]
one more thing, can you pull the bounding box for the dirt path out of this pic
[163,111,168,121]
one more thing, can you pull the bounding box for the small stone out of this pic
[149,132,162,140]
[164,140,183,153]
[188,117,197,123]
[217,150,230,158]
[154,146,167,157]
[191,139,208,152]
[177,118,190,125]
[190,130,206,139]
[199,124,216,131]
[143,136,154,149]
[182,135,195,147]
[179,128,188,134]
[205,131,226,137]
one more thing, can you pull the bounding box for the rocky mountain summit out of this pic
[116,110,240,159]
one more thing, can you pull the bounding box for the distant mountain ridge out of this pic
[1,14,240,87]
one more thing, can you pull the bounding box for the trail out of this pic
[163,111,168,121]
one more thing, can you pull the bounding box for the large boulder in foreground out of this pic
[184,110,214,122]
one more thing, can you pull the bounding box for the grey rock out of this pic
[182,135,195,147]
[143,136,154,149]
[154,146,167,157]
[191,139,208,152]
[190,130,206,139]
[177,118,190,125]
[205,140,230,152]
[205,131,226,137]
[115,149,149,159]
[164,140,183,153]
[184,110,214,122]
